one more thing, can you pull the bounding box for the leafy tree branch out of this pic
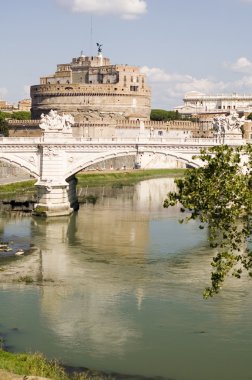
[164,144,252,298]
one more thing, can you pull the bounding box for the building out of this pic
[18,99,31,112]
[0,100,15,111]
[175,91,252,115]
[30,47,151,122]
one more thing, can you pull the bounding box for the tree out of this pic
[11,111,31,120]
[0,120,9,136]
[0,111,31,136]
[0,113,9,136]
[150,109,182,121]
[164,145,252,298]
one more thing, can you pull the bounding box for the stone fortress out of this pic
[31,44,151,122]
[5,44,250,142]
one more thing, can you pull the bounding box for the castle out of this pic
[30,46,151,122]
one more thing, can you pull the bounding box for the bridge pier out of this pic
[34,176,79,217]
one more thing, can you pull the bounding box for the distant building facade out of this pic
[0,100,15,111]
[175,91,252,115]
[18,99,31,112]
[30,50,151,122]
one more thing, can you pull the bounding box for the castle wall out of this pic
[31,83,151,121]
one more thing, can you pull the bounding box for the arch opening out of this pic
[0,158,37,183]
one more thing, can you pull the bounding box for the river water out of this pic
[0,178,252,380]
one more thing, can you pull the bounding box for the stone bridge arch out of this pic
[65,149,137,180]
[0,155,39,179]
[133,148,201,169]
[64,146,202,180]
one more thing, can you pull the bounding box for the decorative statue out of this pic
[212,112,245,136]
[96,42,103,54]
[39,110,74,132]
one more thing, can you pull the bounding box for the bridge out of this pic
[0,113,245,216]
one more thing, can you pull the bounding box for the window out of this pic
[130,85,138,91]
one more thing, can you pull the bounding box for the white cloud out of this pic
[56,0,147,19]
[141,65,252,108]
[224,57,252,73]
[141,66,228,108]
[0,87,8,99]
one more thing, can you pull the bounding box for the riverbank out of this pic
[0,180,36,196]
[0,350,110,380]
[0,169,184,197]
[76,168,185,187]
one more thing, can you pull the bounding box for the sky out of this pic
[2,0,252,109]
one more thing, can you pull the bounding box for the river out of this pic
[0,177,252,380]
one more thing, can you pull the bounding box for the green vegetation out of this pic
[0,171,184,202]
[164,145,252,298]
[0,349,109,379]
[150,109,197,122]
[76,169,185,187]
[0,111,31,121]
[33,205,48,216]
[10,111,31,120]
[17,275,34,284]
[0,111,31,137]
[0,180,36,194]
[247,112,252,120]
[0,112,9,137]
[150,109,182,121]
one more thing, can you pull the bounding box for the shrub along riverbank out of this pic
[0,349,110,379]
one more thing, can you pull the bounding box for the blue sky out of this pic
[1,0,252,109]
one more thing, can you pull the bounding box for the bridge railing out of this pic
[0,136,244,146]
[64,137,221,145]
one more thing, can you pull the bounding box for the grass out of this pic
[17,275,34,284]
[0,180,36,194]
[0,349,112,380]
[76,168,185,187]
[0,170,184,195]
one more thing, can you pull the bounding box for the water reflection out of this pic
[0,178,252,380]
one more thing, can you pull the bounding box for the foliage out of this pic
[0,111,10,120]
[10,111,31,120]
[150,109,182,121]
[0,119,9,136]
[164,145,252,298]
[0,110,30,136]
[0,111,31,121]
[150,109,197,122]
[247,112,252,121]
[0,349,112,379]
